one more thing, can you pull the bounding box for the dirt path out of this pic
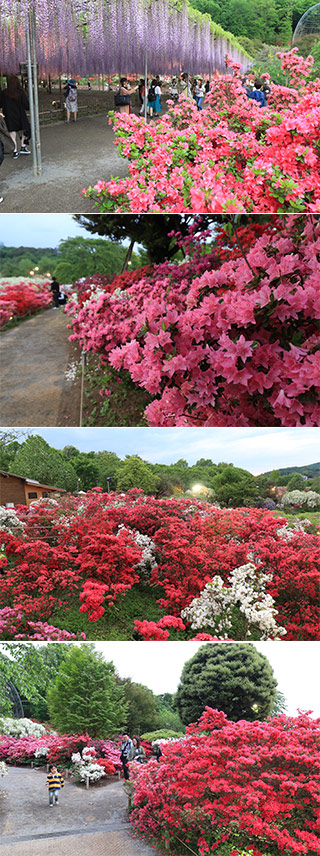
[0,114,128,213]
[0,308,81,426]
[0,768,164,856]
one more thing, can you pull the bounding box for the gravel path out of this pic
[0,308,81,426]
[0,114,128,213]
[0,767,164,856]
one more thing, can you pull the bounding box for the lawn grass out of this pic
[272,509,319,533]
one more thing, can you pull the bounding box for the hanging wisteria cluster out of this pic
[0,0,249,76]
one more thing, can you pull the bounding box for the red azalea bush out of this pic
[0,490,319,640]
[83,52,320,213]
[128,707,320,856]
[0,282,51,327]
[66,215,320,427]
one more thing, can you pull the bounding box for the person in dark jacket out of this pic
[0,75,31,159]
[50,277,60,308]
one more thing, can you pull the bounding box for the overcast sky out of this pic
[12,427,320,475]
[0,215,96,248]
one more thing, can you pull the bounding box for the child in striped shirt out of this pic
[46,765,64,806]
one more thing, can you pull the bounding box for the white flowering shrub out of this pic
[117,525,157,580]
[280,490,320,509]
[71,746,106,783]
[181,562,287,641]
[276,519,312,540]
[34,746,50,758]
[29,498,59,510]
[0,717,48,738]
[0,506,25,536]
[0,761,8,777]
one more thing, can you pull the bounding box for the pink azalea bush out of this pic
[66,215,320,427]
[0,730,122,771]
[83,52,320,213]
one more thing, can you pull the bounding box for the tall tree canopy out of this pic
[11,435,78,492]
[48,645,127,737]
[176,644,277,725]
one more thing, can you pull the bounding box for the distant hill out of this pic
[262,463,320,478]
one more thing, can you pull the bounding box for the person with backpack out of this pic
[64,79,78,123]
[114,78,138,114]
[147,79,158,117]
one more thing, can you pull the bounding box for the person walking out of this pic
[120,733,133,779]
[46,765,64,806]
[0,75,31,159]
[50,277,60,308]
[64,79,78,122]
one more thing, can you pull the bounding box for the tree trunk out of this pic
[121,238,135,272]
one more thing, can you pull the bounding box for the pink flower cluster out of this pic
[0,607,86,640]
[67,216,320,427]
[84,52,320,213]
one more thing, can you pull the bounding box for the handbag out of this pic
[114,91,130,106]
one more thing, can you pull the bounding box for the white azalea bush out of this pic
[0,506,25,537]
[181,561,287,641]
[0,761,8,777]
[71,746,106,783]
[0,717,48,738]
[280,490,320,509]
[117,525,157,580]
[275,519,313,540]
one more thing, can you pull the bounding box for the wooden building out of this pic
[0,470,65,507]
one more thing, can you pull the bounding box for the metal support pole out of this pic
[26,13,37,175]
[144,49,148,122]
[30,5,42,173]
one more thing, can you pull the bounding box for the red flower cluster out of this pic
[0,282,51,326]
[0,491,318,640]
[129,708,320,856]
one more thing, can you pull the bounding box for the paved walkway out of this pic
[0,768,164,856]
[0,114,128,213]
[0,308,81,426]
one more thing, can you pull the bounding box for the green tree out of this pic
[116,456,160,494]
[119,679,161,734]
[71,452,100,491]
[0,643,69,716]
[47,646,127,737]
[73,215,215,265]
[269,689,288,716]
[155,693,184,732]
[213,466,259,506]
[11,435,78,492]
[286,473,306,491]
[176,644,277,725]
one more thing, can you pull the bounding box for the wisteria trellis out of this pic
[0,0,249,76]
